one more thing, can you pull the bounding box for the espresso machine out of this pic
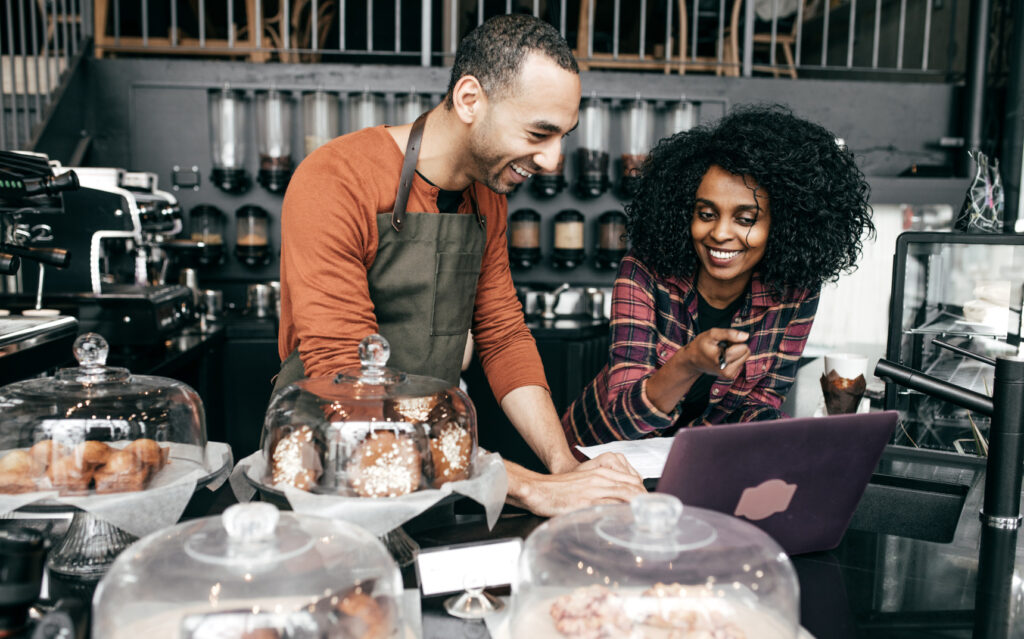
[1,156,194,347]
[0,150,80,382]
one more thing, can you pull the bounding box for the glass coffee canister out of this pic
[347,91,387,132]
[618,99,654,198]
[574,97,610,199]
[509,208,541,269]
[189,204,226,267]
[532,155,566,198]
[302,89,340,156]
[254,89,293,193]
[207,87,250,194]
[595,210,628,270]
[395,92,431,124]
[235,205,272,267]
[666,99,698,136]
[552,209,585,270]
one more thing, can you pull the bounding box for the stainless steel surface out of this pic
[0,314,77,348]
[539,283,571,320]
[246,283,275,318]
[586,287,606,320]
[520,285,612,320]
[178,267,200,305]
[200,288,223,320]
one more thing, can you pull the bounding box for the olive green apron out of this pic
[273,112,487,394]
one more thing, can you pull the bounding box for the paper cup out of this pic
[824,353,868,380]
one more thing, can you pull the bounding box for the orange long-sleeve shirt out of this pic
[278,125,549,402]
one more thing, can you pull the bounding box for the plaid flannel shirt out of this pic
[563,252,819,448]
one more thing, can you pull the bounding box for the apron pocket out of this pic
[431,251,482,336]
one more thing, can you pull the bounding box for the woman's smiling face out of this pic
[690,164,771,298]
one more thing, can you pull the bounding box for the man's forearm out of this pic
[499,385,578,474]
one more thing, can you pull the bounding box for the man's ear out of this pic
[451,75,487,124]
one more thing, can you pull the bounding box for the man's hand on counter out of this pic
[503,453,646,518]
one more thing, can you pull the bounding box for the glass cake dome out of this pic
[0,333,206,496]
[93,502,407,638]
[510,493,800,638]
[261,334,477,497]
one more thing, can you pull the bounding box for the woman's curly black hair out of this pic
[625,104,874,296]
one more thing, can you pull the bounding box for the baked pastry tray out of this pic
[0,442,233,538]
[231,450,507,537]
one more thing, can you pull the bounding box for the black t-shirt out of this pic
[671,292,745,431]
[416,170,463,212]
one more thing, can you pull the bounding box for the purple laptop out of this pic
[656,411,899,555]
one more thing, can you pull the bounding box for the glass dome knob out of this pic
[358,333,391,369]
[73,332,109,368]
[222,503,280,543]
[632,494,683,536]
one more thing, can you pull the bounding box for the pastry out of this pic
[0,470,37,493]
[94,449,148,493]
[335,591,390,639]
[641,583,747,638]
[429,423,472,487]
[29,439,60,467]
[75,440,113,467]
[271,425,323,491]
[347,430,421,497]
[124,438,166,471]
[549,585,631,639]
[46,455,93,492]
[0,449,43,476]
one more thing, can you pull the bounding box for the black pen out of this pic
[717,340,728,370]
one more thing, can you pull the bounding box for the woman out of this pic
[563,104,874,449]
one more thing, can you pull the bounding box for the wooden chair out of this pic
[575,0,726,74]
[724,0,802,78]
[254,0,336,63]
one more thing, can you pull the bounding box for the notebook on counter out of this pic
[655,411,899,555]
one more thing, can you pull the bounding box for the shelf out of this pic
[903,310,1006,339]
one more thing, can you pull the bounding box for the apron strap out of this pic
[392,112,428,232]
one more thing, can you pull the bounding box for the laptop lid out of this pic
[655,411,899,555]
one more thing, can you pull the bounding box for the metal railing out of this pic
[1,0,92,150]
[90,0,958,78]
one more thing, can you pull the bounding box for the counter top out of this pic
[13,347,1022,638]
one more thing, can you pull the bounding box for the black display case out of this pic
[884,231,1024,453]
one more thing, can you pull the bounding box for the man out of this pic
[277,14,643,516]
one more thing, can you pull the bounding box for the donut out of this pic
[94,450,147,493]
[74,441,113,468]
[346,430,421,498]
[271,425,323,491]
[429,423,472,487]
[335,591,390,639]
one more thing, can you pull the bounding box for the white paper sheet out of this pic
[575,437,676,479]
[230,450,508,536]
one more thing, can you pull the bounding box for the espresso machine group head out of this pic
[0,150,79,277]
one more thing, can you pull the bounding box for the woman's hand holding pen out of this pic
[645,329,750,414]
[686,329,751,379]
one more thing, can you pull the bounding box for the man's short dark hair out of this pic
[444,14,579,109]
